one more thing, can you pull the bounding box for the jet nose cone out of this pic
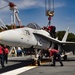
[0,30,11,44]
[0,32,5,42]
[0,32,3,39]
[0,30,20,46]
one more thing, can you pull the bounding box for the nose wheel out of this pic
[32,56,41,66]
[32,49,42,66]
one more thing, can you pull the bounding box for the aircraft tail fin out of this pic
[62,27,69,42]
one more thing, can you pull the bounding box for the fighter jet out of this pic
[0,23,75,65]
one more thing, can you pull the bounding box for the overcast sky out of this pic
[0,0,75,33]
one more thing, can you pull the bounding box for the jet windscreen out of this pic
[26,22,41,30]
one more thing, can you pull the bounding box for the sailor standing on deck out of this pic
[0,45,5,68]
[3,45,9,64]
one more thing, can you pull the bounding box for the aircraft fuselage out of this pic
[0,27,51,49]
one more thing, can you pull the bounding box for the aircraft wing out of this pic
[60,41,75,44]
[33,32,61,43]
[33,32,75,44]
[33,32,75,51]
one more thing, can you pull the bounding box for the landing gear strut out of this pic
[33,49,42,66]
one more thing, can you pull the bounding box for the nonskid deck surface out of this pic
[0,53,75,75]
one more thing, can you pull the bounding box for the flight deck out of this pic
[0,53,75,75]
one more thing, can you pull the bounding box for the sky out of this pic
[0,0,75,33]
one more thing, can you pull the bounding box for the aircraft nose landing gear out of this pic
[32,49,42,66]
[32,56,41,66]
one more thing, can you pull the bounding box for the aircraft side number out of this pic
[25,30,30,35]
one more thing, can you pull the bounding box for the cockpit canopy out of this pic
[26,22,41,30]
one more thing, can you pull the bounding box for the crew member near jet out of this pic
[47,26,56,38]
[42,26,56,38]
[3,45,9,64]
[49,48,63,66]
[42,26,48,31]
[0,45,5,68]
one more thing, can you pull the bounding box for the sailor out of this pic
[3,45,9,64]
[47,26,56,38]
[42,26,48,31]
[0,45,5,68]
[49,48,63,66]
